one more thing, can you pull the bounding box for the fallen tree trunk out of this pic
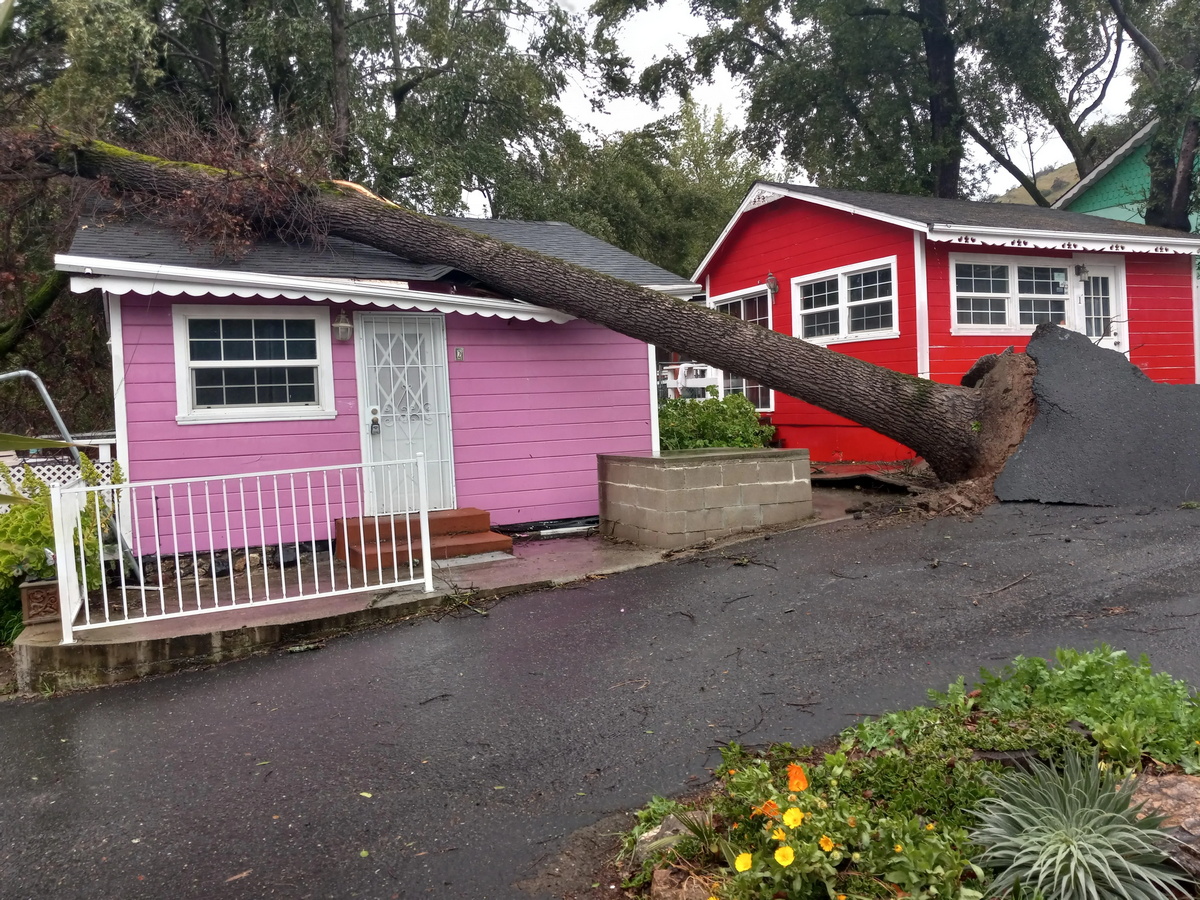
[8,128,1037,482]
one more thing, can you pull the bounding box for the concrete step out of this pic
[337,530,513,572]
[334,508,493,543]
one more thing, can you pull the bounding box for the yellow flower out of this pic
[783,807,804,828]
[819,835,835,852]
[775,845,795,867]
[926,822,936,831]
[735,852,753,872]
[837,894,848,900]
[773,827,787,841]
[894,843,904,854]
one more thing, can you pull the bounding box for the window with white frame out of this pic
[172,305,336,424]
[792,257,898,342]
[712,291,772,410]
[952,257,1070,330]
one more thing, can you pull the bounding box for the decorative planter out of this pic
[598,447,813,549]
[19,579,61,626]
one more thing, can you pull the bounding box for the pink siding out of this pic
[118,295,650,537]
[444,313,651,525]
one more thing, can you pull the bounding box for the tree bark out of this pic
[918,0,964,199]
[17,130,995,481]
[327,0,354,178]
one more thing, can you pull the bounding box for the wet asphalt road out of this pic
[3,503,1200,900]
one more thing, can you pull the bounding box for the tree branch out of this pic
[0,270,68,361]
[1106,0,1167,74]
[963,120,1051,207]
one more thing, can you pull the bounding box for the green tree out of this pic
[493,102,768,275]
[593,0,1132,203]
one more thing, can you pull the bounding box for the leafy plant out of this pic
[975,646,1200,773]
[658,387,774,450]
[0,458,123,593]
[971,751,1191,900]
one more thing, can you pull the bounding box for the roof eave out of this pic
[1052,119,1159,209]
[927,224,1200,254]
[54,255,578,323]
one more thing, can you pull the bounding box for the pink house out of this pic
[56,213,698,536]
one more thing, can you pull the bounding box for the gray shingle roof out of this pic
[65,211,697,290]
[763,182,1200,242]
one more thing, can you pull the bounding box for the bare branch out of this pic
[1106,0,1167,74]
[962,119,1052,207]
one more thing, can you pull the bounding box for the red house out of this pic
[693,182,1200,465]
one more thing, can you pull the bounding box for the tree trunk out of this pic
[18,131,1004,481]
[327,0,354,179]
[918,0,964,199]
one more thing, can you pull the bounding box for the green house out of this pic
[1054,120,1199,230]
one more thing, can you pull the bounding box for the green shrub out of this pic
[975,645,1200,773]
[0,458,121,595]
[658,388,774,450]
[971,751,1190,900]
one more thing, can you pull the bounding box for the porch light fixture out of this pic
[765,272,780,296]
[332,310,354,342]
[1074,263,1089,278]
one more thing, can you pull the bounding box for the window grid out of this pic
[954,260,1069,330]
[714,293,772,410]
[796,263,896,341]
[186,316,321,410]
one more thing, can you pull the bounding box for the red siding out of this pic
[700,198,1197,465]
[703,198,919,463]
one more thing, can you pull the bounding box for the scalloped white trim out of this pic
[57,255,575,323]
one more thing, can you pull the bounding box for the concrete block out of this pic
[648,510,687,535]
[631,484,667,512]
[640,466,687,492]
[660,488,706,513]
[604,481,638,507]
[606,501,647,530]
[609,521,642,544]
[683,466,724,489]
[703,484,742,509]
[741,481,788,506]
[720,461,759,486]
[761,501,814,526]
[684,507,723,533]
[757,459,796,483]
[722,505,763,530]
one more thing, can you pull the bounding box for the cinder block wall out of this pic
[598,448,813,549]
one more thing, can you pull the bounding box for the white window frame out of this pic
[172,304,337,425]
[949,253,1074,336]
[707,285,774,412]
[790,256,900,345]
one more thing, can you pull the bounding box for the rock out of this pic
[1132,773,1200,877]
[649,866,714,900]
[633,815,689,864]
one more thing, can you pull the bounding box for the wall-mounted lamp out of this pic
[765,272,780,296]
[1074,263,1089,278]
[332,310,354,342]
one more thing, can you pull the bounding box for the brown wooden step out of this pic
[338,530,513,572]
[333,508,493,543]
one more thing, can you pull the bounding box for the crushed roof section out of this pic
[760,181,1200,241]
[66,211,697,290]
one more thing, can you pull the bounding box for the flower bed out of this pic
[621,646,1200,900]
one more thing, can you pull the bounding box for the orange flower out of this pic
[787,763,809,792]
[819,835,834,852]
[729,769,738,775]
[847,816,857,827]
[752,799,781,819]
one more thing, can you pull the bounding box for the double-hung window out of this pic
[792,257,898,343]
[709,290,772,411]
[951,256,1070,332]
[172,305,336,424]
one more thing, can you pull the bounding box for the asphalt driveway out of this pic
[2,502,1200,899]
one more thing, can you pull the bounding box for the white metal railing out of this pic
[50,456,433,644]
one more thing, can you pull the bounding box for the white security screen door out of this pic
[357,314,454,513]
[1075,264,1123,352]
